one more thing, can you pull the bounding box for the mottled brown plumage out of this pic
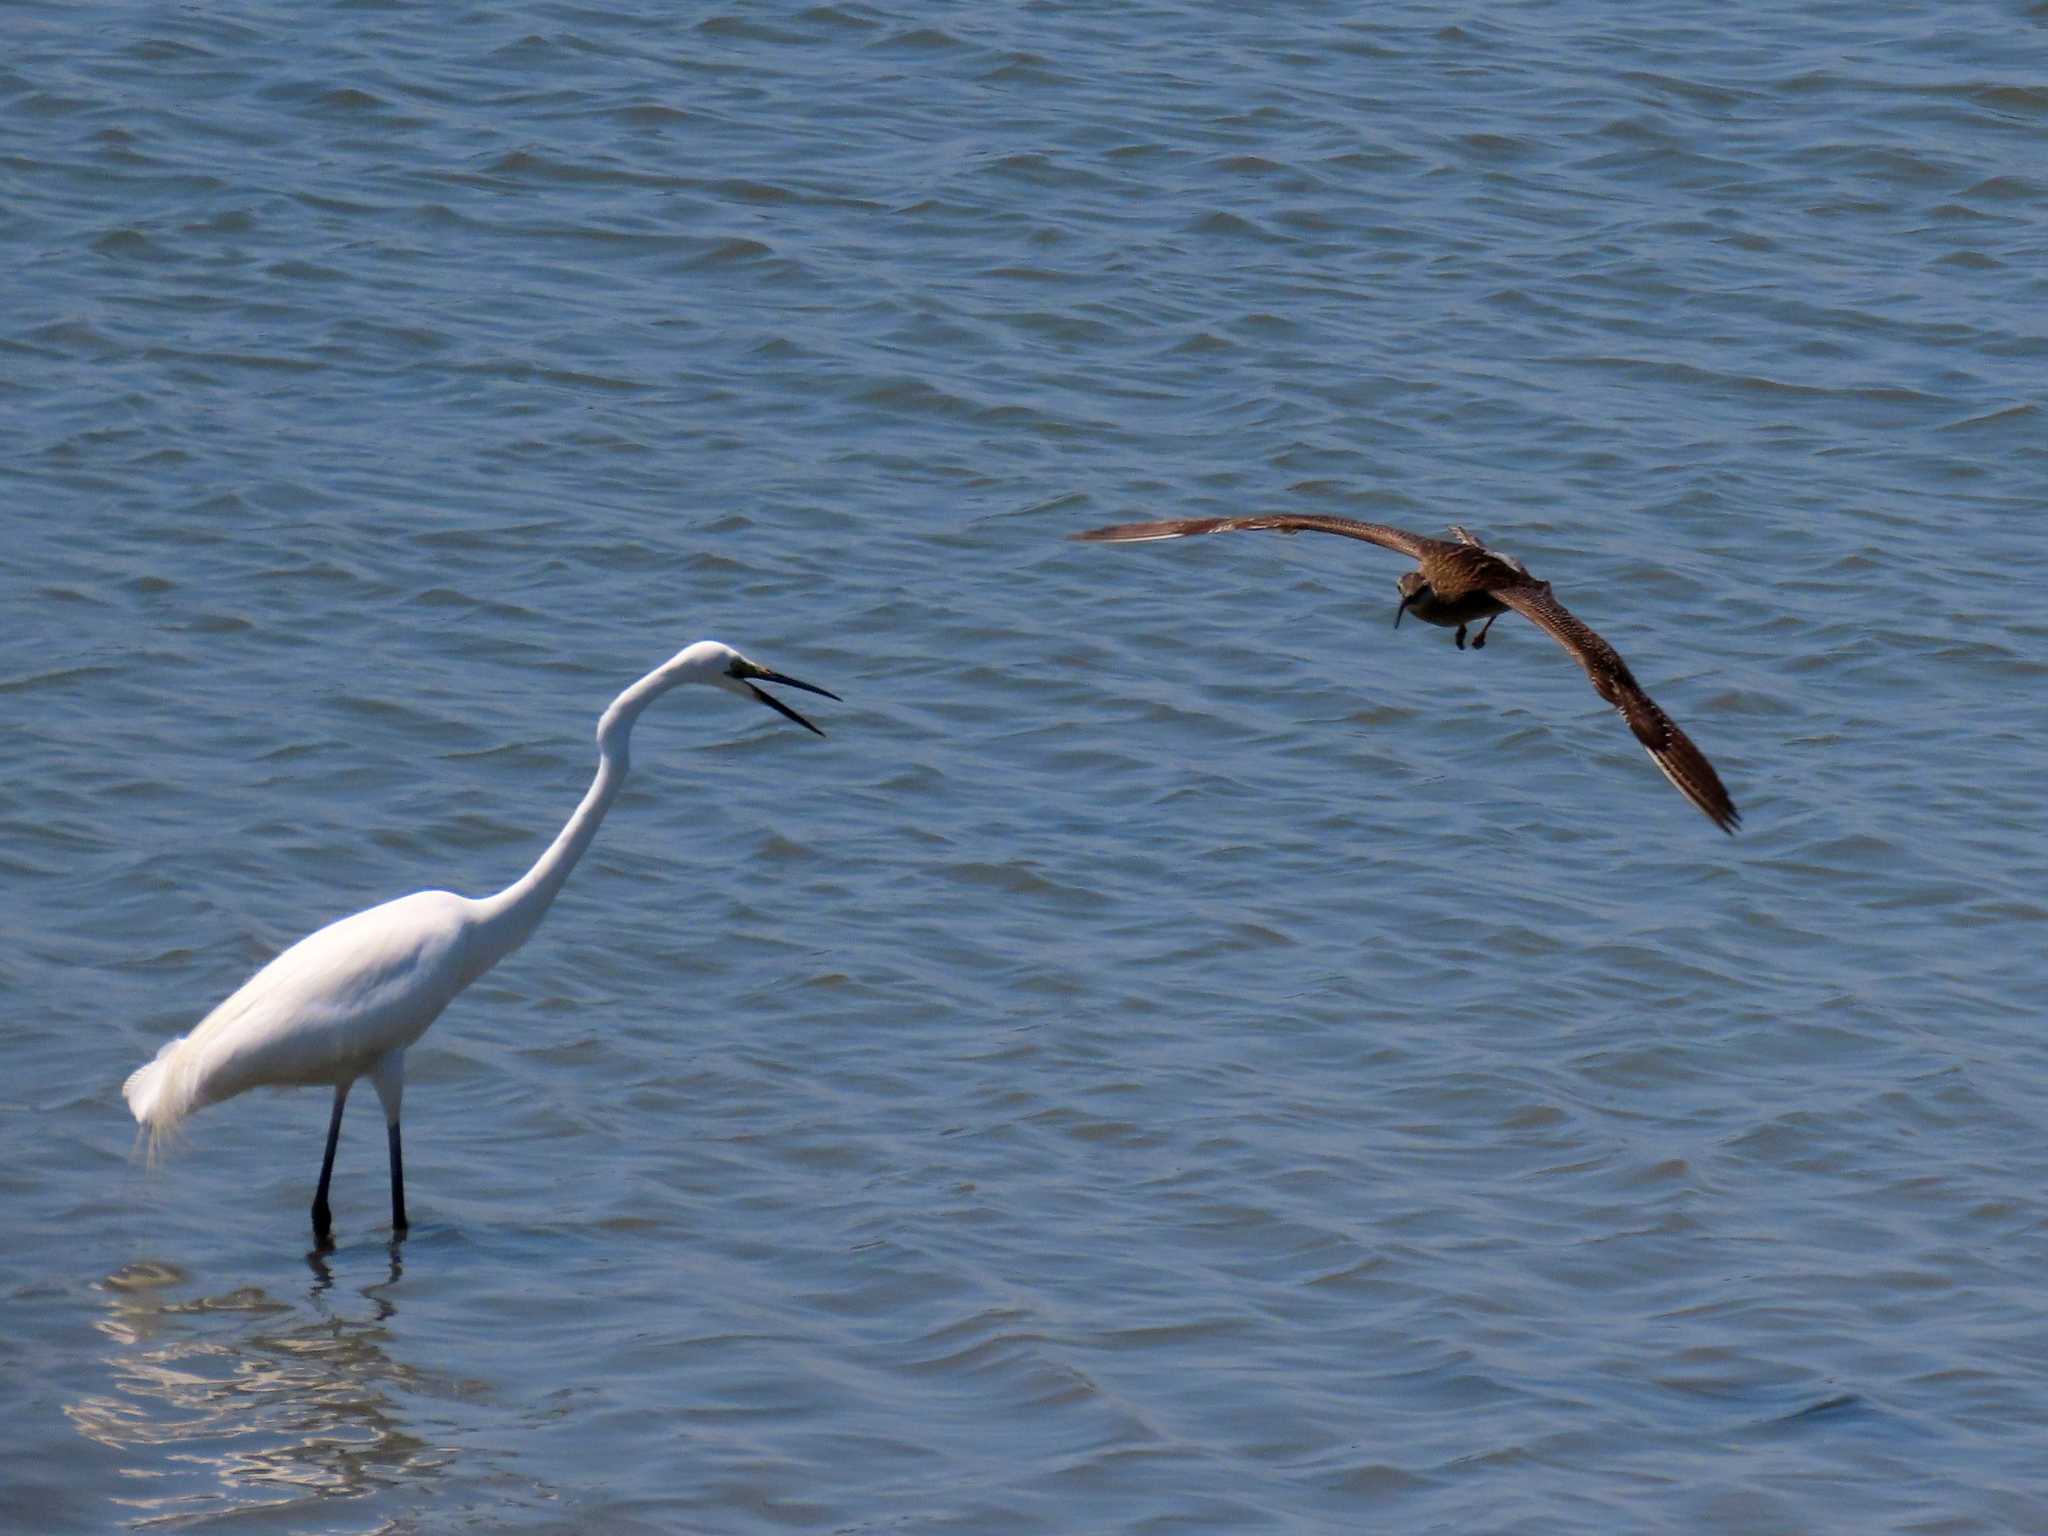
[1072,514,1740,834]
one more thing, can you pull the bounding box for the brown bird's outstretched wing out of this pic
[1072,514,1441,561]
[1494,582,1740,834]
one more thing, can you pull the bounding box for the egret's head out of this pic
[664,640,839,736]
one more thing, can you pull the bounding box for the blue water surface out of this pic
[4,2,2047,1531]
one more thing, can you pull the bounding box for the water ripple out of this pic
[5,1,2048,1532]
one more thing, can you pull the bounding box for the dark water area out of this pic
[5,2,2047,1530]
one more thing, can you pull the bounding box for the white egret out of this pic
[123,640,837,1242]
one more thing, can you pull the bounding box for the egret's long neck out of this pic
[467,668,674,974]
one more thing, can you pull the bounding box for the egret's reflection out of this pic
[306,1236,403,1320]
[69,1240,451,1528]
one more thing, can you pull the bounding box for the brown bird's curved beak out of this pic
[744,668,840,737]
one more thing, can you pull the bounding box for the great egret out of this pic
[123,640,838,1241]
[1073,515,1739,832]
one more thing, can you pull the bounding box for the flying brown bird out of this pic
[1072,514,1740,834]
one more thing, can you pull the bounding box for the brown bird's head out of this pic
[1394,570,1432,627]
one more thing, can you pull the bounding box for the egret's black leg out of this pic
[313,1083,349,1242]
[367,1051,409,1238]
[1472,612,1500,650]
[387,1119,408,1235]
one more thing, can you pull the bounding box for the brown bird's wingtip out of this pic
[1693,790,1740,835]
[1070,519,1205,545]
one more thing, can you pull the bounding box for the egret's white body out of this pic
[123,640,837,1241]
[124,890,475,1130]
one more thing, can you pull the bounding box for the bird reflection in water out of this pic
[70,1242,462,1528]
[306,1232,402,1311]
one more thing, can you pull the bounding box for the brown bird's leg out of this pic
[1471,612,1501,649]
[1454,624,1468,650]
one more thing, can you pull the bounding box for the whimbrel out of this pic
[1072,514,1740,834]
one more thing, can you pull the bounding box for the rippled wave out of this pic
[5,1,2047,1531]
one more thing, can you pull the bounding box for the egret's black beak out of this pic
[744,668,840,737]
